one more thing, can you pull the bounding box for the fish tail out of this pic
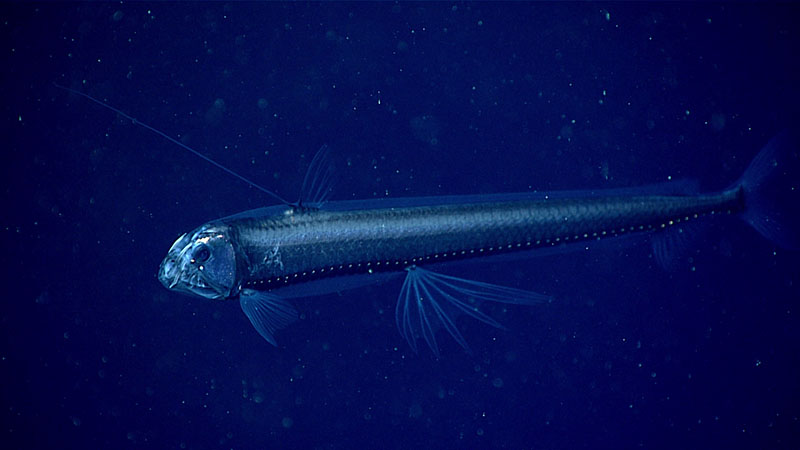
[734,131,800,249]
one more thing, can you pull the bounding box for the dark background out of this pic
[2,3,799,449]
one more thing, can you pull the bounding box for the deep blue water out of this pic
[3,3,800,449]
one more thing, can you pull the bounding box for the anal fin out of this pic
[651,222,704,271]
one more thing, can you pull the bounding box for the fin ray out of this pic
[420,282,471,352]
[298,144,336,208]
[396,266,550,356]
[239,289,297,346]
[651,222,705,271]
[426,281,506,329]
[736,131,800,249]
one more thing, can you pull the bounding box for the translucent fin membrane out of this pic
[396,266,550,357]
[239,289,298,346]
[297,144,336,208]
[651,222,702,271]
[736,131,800,249]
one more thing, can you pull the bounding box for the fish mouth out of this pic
[157,257,180,289]
[158,233,188,290]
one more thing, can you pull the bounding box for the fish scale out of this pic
[229,188,743,289]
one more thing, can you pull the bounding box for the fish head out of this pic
[158,223,239,300]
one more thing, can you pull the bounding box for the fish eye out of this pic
[193,245,210,263]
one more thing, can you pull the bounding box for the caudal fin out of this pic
[736,131,800,249]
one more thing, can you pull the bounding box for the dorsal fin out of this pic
[53,83,291,206]
[295,144,336,209]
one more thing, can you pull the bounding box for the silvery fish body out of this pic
[158,130,800,355]
[55,86,799,355]
[160,189,742,299]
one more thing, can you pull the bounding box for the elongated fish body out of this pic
[56,86,797,354]
[228,189,743,290]
[156,131,799,353]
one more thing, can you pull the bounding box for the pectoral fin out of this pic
[396,266,551,357]
[240,289,298,346]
